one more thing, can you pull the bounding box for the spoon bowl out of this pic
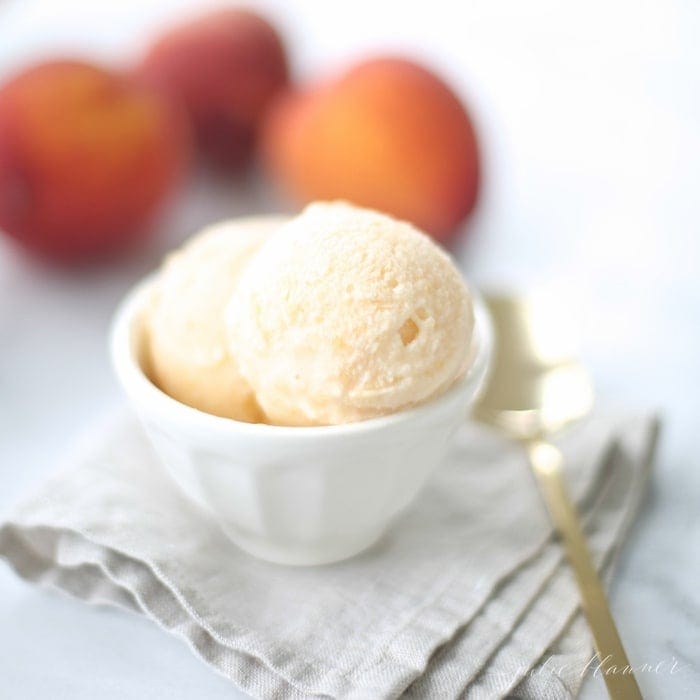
[474,294,594,437]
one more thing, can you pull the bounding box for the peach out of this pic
[262,57,480,243]
[0,60,189,263]
[138,8,288,169]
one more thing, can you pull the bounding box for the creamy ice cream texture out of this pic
[227,202,474,426]
[145,216,287,421]
[146,202,474,425]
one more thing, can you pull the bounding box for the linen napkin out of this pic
[0,410,658,699]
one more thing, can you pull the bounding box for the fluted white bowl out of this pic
[110,280,492,566]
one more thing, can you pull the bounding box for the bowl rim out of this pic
[110,276,493,439]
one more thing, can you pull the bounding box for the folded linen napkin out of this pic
[0,410,658,699]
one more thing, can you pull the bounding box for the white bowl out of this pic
[110,280,492,566]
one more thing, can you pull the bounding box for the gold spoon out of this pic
[475,293,642,699]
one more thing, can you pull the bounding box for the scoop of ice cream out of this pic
[226,202,474,426]
[146,216,287,421]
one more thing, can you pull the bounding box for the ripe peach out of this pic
[0,60,189,263]
[262,57,480,242]
[138,8,288,169]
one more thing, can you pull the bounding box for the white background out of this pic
[0,1,698,697]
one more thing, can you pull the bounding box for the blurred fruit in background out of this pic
[262,57,480,243]
[0,60,190,263]
[138,8,288,170]
[0,14,482,265]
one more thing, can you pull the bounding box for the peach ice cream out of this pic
[226,202,474,426]
[145,216,286,421]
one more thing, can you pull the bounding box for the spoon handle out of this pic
[527,440,643,700]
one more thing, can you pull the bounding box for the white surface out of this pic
[111,280,490,565]
[0,0,698,697]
